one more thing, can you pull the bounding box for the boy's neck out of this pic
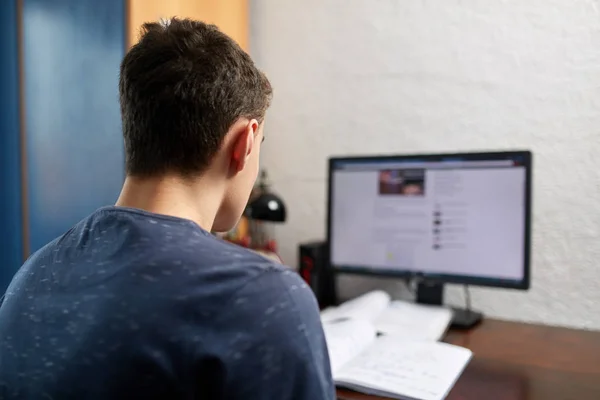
[115,174,225,232]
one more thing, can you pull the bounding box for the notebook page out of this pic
[322,319,377,374]
[321,290,390,324]
[335,336,472,400]
[374,301,453,341]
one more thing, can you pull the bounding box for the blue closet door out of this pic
[23,0,125,253]
[0,0,23,292]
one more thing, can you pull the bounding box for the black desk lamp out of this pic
[245,170,287,223]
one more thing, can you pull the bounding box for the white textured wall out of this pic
[250,0,600,329]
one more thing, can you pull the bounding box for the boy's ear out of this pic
[231,119,259,172]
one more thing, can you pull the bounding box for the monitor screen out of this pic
[327,151,531,289]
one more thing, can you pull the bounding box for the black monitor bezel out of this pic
[326,150,532,290]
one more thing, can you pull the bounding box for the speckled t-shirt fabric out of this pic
[0,206,335,400]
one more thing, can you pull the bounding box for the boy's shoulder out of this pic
[144,230,317,325]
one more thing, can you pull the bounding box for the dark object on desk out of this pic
[338,319,600,400]
[245,170,286,222]
[450,307,483,329]
[298,241,337,309]
[326,150,533,328]
[417,281,482,329]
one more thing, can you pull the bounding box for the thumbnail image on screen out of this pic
[378,169,425,196]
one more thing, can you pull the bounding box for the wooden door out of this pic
[127,0,248,50]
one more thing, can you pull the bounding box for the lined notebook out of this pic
[322,292,471,400]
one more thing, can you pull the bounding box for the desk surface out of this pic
[337,319,600,400]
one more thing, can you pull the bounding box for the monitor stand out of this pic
[415,281,483,329]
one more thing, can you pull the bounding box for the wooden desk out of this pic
[337,319,600,400]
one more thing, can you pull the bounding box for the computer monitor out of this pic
[327,151,532,326]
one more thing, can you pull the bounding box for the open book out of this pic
[321,292,471,400]
[320,290,453,341]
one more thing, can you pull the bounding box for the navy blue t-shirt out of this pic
[0,206,335,399]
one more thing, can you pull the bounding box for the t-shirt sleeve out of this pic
[219,268,336,400]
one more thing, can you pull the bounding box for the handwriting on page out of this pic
[336,338,470,400]
[348,350,442,398]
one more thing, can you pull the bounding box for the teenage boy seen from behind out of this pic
[0,18,335,400]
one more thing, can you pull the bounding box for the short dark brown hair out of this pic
[119,18,272,177]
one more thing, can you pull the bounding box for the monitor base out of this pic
[415,281,483,329]
[450,307,483,329]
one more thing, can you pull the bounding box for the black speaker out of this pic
[298,241,337,309]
